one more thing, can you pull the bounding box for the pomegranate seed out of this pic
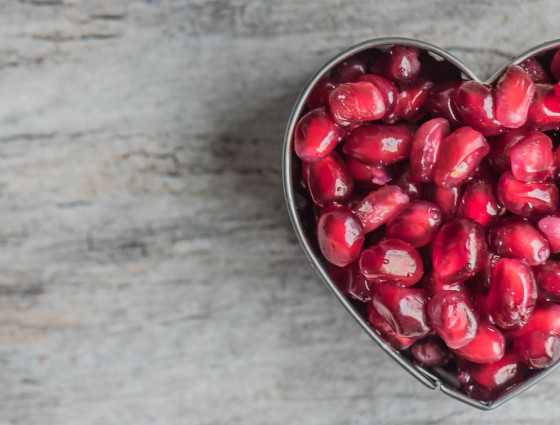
[538,216,560,253]
[410,337,450,367]
[428,290,479,349]
[488,217,550,266]
[427,80,463,128]
[512,302,560,338]
[495,65,536,128]
[331,57,368,83]
[458,352,526,400]
[367,303,416,350]
[514,330,560,369]
[356,74,398,113]
[432,218,487,283]
[453,321,505,364]
[432,127,490,189]
[329,261,371,302]
[386,201,442,247]
[303,152,354,207]
[455,81,505,136]
[520,57,550,83]
[533,261,560,302]
[508,131,555,182]
[346,157,393,187]
[525,84,560,131]
[306,77,337,109]
[294,107,343,162]
[376,45,421,83]
[385,78,434,123]
[344,123,414,165]
[487,128,529,173]
[316,204,364,267]
[425,184,462,222]
[457,177,502,227]
[409,118,450,182]
[352,185,409,233]
[372,282,431,338]
[328,81,386,126]
[551,49,560,81]
[359,239,423,286]
[497,171,559,219]
[487,258,537,329]
[394,167,422,201]
[421,272,468,297]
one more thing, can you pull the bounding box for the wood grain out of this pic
[1,1,560,423]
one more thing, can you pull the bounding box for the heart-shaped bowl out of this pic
[282,37,560,410]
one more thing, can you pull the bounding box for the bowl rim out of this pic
[282,36,560,410]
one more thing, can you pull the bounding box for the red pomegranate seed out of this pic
[306,77,337,109]
[344,123,414,165]
[525,84,560,131]
[421,272,468,297]
[294,107,343,162]
[357,74,398,113]
[428,290,479,349]
[538,216,560,253]
[432,127,490,189]
[410,337,450,367]
[488,217,550,266]
[533,261,560,302]
[376,45,421,83]
[409,118,450,182]
[372,282,431,338]
[303,152,354,207]
[453,321,505,364]
[427,80,463,128]
[346,157,393,187]
[425,184,462,222]
[487,128,529,173]
[495,65,536,128]
[432,218,487,284]
[394,167,422,201]
[352,185,409,233]
[457,177,502,227]
[455,81,505,136]
[520,57,550,83]
[385,78,434,123]
[551,49,560,81]
[514,330,560,369]
[458,352,526,398]
[508,131,555,182]
[316,204,364,267]
[512,302,560,337]
[497,171,559,219]
[329,261,371,302]
[359,239,423,286]
[328,82,386,126]
[386,201,442,247]
[331,57,368,83]
[487,258,537,329]
[367,303,416,350]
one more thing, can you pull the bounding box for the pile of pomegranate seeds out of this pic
[293,45,560,402]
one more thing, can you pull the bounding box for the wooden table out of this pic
[1,1,560,423]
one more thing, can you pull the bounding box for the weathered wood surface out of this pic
[1,1,560,424]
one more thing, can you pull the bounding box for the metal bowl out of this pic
[282,37,560,410]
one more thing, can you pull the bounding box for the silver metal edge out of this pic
[282,37,560,410]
